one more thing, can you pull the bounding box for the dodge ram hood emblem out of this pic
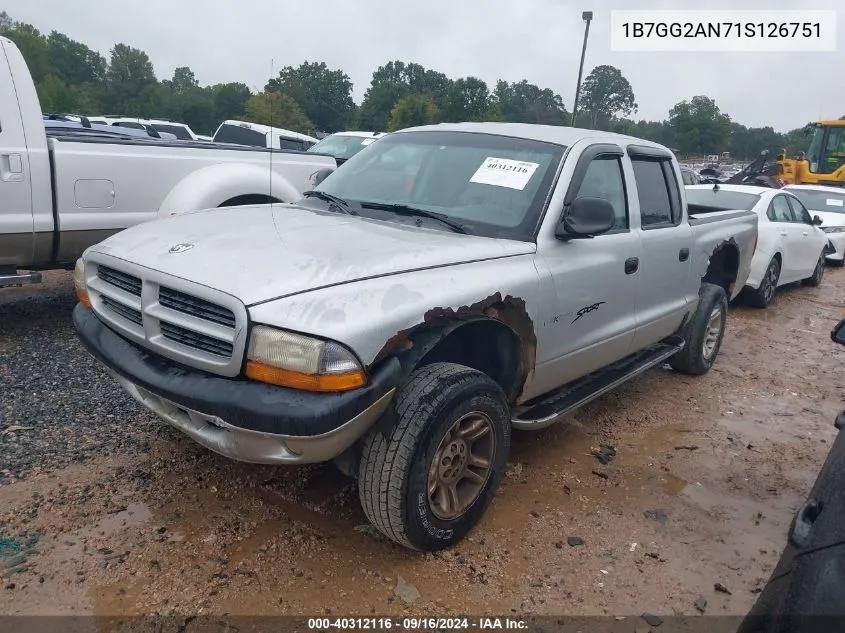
[169,243,194,254]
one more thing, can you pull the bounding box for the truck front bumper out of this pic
[73,304,400,465]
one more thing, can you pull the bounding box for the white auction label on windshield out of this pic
[470,157,539,190]
[826,198,843,207]
[361,138,376,145]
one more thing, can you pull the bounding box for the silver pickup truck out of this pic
[73,122,758,551]
[0,36,336,288]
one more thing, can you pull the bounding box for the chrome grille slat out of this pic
[87,257,247,376]
[102,296,143,326]
[160,322,234,357]
[158,287,236,328]
[98,266,142,296]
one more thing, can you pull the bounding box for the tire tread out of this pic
[358,362,496,549]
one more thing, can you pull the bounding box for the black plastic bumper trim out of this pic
[73,303,401,437]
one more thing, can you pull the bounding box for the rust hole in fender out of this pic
[372,292,537,398]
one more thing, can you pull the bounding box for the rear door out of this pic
[786,195,827,274]
[0,40,34,267]
[628,147,692,351]
[768,194,801,283]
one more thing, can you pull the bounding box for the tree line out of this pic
[1,10,836,159]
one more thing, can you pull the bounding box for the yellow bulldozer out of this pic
[777,120,845,187]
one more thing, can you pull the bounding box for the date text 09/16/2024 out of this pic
[307,617,527,630]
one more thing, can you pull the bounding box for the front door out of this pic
[787,195,826,275]
[530,146,641,398]
[0,43,34,267]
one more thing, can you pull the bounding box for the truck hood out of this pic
[89,204,535,306]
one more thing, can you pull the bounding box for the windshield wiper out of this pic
[358,201,468,234]
[302,190,358,215]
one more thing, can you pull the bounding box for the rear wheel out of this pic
[670,282,728,376]
[357,362,510,551]
[746,258,780,308]
[802,252,825,287]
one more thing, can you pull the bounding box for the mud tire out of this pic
[357,362,510,551]
[746,258,780,308]
[802,252,825,287]
[670,282,728,376]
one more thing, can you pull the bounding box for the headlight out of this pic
[823,226,845,234]
[74,258,91,307]
[245,325,366,392]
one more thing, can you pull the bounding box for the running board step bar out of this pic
[512,335,685,430]
[0,270,42,288]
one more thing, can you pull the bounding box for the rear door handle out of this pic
[780,230,788,236]
[625,257,639,275]
[679,248,689,262]
[802,231,809,236]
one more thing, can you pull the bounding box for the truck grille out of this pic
[98,266,142,296]
[160,322,234,357]
[102,296,143,326]
[159,287,236,328]
[86,258,247,377]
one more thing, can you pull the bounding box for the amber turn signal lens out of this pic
[75,285,92,308]
[245,360,366,392]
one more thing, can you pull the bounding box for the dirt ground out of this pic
[1,268,844,620]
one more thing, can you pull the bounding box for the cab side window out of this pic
[572,155,629,230]
[631,157,681,227]
[767,196,795,222]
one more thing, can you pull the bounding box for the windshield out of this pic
[309,134,380,160]
[152,124,193,140]
[685,188,761,211]
[311,130,564,240]
[788,189,845,214]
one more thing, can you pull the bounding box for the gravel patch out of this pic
[0,274,165,484]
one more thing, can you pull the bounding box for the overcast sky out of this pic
[4,0,842,132]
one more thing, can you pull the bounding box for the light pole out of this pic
[571,10,593,127]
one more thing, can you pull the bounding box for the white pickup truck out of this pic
[0,36,337,287]
[74,121,758,551]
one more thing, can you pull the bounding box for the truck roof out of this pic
[395,121,672,151]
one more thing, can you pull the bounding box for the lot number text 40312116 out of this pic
[610,10,837,52]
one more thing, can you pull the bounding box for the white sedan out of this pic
[783,184,845,266]
[686,184,829,308]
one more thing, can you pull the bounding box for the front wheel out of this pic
[802,252,825,287]
[670,282,728,376]
[357,363,510,551]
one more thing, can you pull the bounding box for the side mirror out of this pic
[555,197,616,240]
[832,318,845,345]
[310,167,335,187]
[813,215,823,226]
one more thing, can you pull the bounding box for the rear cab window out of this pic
[629,152,682,228]
[213,124,267,147]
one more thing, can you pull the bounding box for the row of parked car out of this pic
[686,183,845,308]
[43,112,385,161]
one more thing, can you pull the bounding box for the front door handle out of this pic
[0,154,24,182]
[802,231,809,236]
[625,257,639,275]
[780,230,788,236]
[679,248,689,262]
